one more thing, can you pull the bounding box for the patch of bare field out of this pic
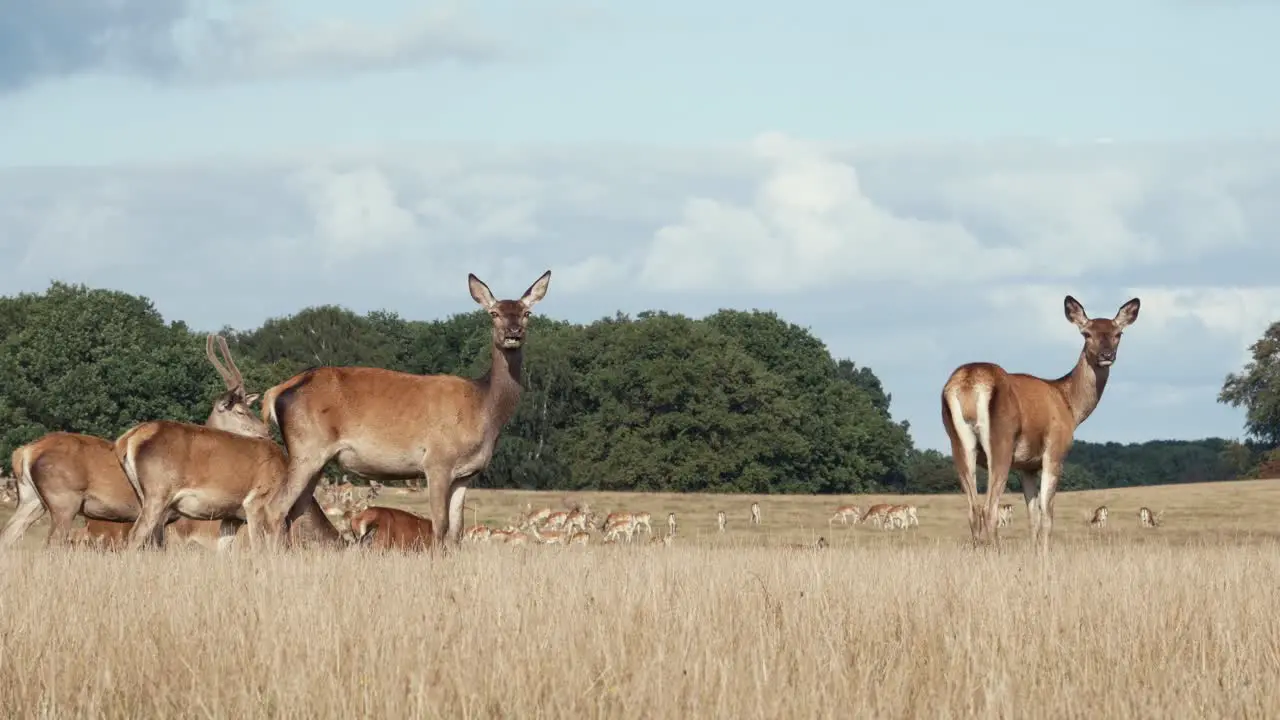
[1,480,1279,718]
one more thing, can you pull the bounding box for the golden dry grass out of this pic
[2,479,1279,718]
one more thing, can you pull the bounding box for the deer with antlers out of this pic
[117,335,341,550]
[749,502,761,525]
[942,295,1140,552]
[258,271,552,549]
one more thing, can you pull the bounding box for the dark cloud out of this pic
[0,0,191,92]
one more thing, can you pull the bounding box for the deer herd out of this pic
[0,274,1170,555]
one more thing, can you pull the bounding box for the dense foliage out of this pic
[0,282,1272,492]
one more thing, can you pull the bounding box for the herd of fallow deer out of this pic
[0,272,1166,554]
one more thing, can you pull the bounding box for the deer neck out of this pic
[478,343,524,435]
[1053,351,1110,428]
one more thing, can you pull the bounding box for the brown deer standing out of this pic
[1,432,142,549]
[117,335,341,550]
[941,295,1140,552]
[259,270,551,548]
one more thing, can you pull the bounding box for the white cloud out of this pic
[1,136,1277,451]
[291,165,421,260]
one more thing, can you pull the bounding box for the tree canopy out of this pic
[0,281,1272,492]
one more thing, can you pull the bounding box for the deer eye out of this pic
[523,311,531,319]
[1081,331,1093,339]
[489,310,499,318]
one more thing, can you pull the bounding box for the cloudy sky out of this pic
[2,0,1278,453]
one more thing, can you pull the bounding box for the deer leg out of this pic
[1036,458,1062,555]
[446,478,471,546]
[943,403,983,544]
[1021,470,1043,545]
[45,500,81,548]
[265,453,331,548]
[424,460,453,550]
[0,491,47,549]
[982,431,1015,548]
[126,496,171,551]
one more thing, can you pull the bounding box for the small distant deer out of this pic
[1138,507,1162,528]
[996,503,1014,529]
[828,505,862,527]
[716,510,727,533]
[1089,505,1109,529]
[942,295,1141,552]
[750,502,761,525]
[667,512,677,537]
[785,537,828,550]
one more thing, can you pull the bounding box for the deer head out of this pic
[468,270,552,350]
[1064,296,1141,368]
[204,334,270,440]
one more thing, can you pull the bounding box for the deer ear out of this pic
[1113,297,1140,329]
[521,270,551,308]
[243,393,261,407]
[468,274,498,309]
[1063,295,1089,329]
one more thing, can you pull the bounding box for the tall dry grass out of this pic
[2,535,1278,719]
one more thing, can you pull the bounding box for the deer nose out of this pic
[1099,349,1116,361]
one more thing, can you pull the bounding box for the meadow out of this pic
[2,479,1279,719]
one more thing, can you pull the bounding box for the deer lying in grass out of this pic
[784,537,828,550]
[259,271,552,549]
[942,295,1140,552]
[1089,505,1109,529]
[1138,507,1163,528]
[348,506,435,551]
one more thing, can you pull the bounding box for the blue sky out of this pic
[2,0,1279,453]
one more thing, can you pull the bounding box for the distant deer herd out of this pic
[0,273,1167,555]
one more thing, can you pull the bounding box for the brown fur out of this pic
[260,271,552,549]
[348,506,435,551]
[117,335,341,550]
[941,295,1140,552]
[0,433,141,548]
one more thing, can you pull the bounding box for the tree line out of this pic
[1,282,1275,494]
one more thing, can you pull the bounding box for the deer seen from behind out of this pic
[259,270,552,549]
[941,295,1140,553]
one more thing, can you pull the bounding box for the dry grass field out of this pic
[2,479,1279,718]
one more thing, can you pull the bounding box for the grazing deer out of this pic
[750,502,761,525]
[1089,505,1109,529]
[260,271,552,548]
[997,503,1014,529]
[633,511,653,536]
[1138,507,1163,528]
[348,506,435,551]
[117,335,341,550]
[828,505,862,527]
[860,503,893,528]
[716,510,727,533]
[667,512,677,537]
[528,523,566,545]
[941,295,1140,552]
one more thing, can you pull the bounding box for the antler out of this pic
[206,334,241,393]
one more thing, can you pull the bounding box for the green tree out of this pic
[1219,322,1280,446]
